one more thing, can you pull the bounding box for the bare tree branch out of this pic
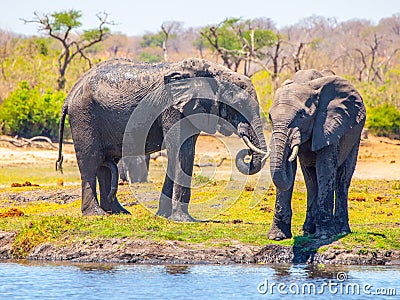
[22,10,113,90]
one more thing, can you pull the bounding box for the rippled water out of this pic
[0,261,399,299]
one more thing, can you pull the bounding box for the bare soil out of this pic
[1,134,399,181]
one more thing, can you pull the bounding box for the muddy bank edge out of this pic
[0,231,399,265]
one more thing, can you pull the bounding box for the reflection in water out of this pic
[0,261,398,300]
[15,260,119,272]
[164,265,190,275]
[270,263,348,280]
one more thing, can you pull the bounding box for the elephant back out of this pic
[84,59,169,107]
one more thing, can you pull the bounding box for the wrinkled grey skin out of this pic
[56,58,267,220]
[268,69,366,240]
[118,156,149,183]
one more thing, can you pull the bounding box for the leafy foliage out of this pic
[141,32,166,48]
[200,18,276,74]
[0,81,66,139]
[50,10,82,31]
[1,15,400,139]
[137,51,163,63]
[24,10,112,90]
[366,104,400,138]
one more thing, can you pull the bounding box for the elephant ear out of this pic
[164,71,219,134]
[311,76,366,152]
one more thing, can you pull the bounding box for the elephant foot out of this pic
[334,221,351,235]
[267,222,292,240]
[100,197,131,215]
[168,211,199,222]
[156,197,172,218]
[302,221,316,236]
[156,210,171,218]
[108,201,131,215]
[167,201,199,222]
[82,205,109,216]
[314,225,336,240]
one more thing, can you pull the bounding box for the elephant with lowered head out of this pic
[267,69,366,240]
[56,58,268,221]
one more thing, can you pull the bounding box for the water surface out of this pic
[0,261,398,299]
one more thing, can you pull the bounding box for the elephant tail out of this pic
[56,102,68,174]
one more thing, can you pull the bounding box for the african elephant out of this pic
[118,156,150,183]
[267,69,366,240]
[56,58,268,221]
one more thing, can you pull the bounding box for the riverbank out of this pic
[0,135,399,265]
[0,181,399,265]
[1,230,399,265]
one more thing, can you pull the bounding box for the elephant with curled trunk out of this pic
[267,69,366,240]
[56,58,268,221]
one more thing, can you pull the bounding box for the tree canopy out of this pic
[23,9,112,90]
[0,13,399,138]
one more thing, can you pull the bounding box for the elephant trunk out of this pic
[270,130,295,191]
[236,117,268,175]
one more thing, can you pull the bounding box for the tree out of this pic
[262,34,288,87]
[161,21,181,61]
[200,18,245,72]
[200,18,276,76]
[103,33,129,57]
[141,31,165,49]
[0,30,12,82]
[140,21,181,62]
[23,10,113,90]
[0,81,66,139]
[193,37,206,58]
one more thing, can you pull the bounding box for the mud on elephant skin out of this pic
[56,58,268,220]
[267,69,366,240]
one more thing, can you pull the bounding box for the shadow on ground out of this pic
[292,233,347,263]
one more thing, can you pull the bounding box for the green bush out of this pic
[366,104,400,139]
[137,51,162,63]
[0,81,66,140]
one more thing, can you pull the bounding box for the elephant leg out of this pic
[156,171,174,218]
[156,109,176,218]
[268,161,297,240]
[137,155,150,182]
[97,161,130,215]
[315,144,338,239]
[81,177,107,216]
[299,160,318,235]
[334,142,360,234]
[75,147,107,216]
[169,134,199,222]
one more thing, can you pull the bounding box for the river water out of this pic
[0,261,398,299]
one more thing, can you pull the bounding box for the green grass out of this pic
[0,164,81,187]
[0,162,399,258]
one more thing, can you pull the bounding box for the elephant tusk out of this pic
[288,145,299,162]
[242,136,270,157]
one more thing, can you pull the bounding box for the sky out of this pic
[1,0,400,36]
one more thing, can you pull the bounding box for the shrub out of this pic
[137,51,162,63]
[0,81,67,140]
[366,104,400,139]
